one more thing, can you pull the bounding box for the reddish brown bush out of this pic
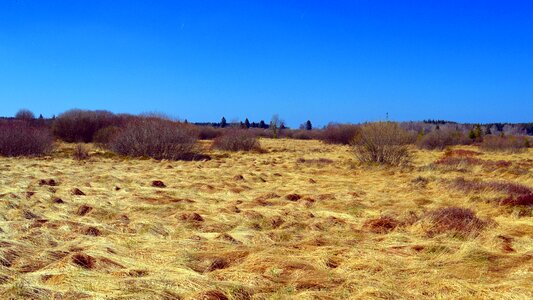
[417,129,470,150]
[212,129,260,152]
[15,109,35,121]
[0,122,53,157]
[480,135,529,153]
[196,126,223,140]
[353,122,412,165]
[425,207,487,236]
[93,126,120,147]
[53,109,128,143]
[108,118,198,160]
[321,124,359,145]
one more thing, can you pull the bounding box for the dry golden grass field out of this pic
[0,139,532,299]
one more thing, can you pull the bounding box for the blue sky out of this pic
[0,1,532,127]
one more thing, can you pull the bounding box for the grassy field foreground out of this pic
[0,139,532,299]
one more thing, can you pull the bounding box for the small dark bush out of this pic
[480,136,528,153]
[0,122,53,156]
[321,124,359,145]
[417,129,470,150]
[353,122,413,165]
[108,118,198,160]
[425,207,487,237]
[212,129,260,152]
[53,109,125,143]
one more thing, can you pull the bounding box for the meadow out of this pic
[0,137,531,299]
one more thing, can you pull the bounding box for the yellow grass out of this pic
[0,139,532,299]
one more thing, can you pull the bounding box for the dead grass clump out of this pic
[71,188,86,196]
[192,290,228,300]
[52,197,64,204]
[216,233,241,244]
[363,216,400,234]
[73,144,89,160]
[180,213,204,222]
[285,194,302,201]
[77,205,93,216]
[296,157,334,165]
[38,179,58,186]
[353,122,412,166]
[443,149,482,157]
[72,253,96,269]
[435,156,511,170]
[480,135,529,153]
[82,226,102,236]
[212,129,261,152]
[450,177,533,206]
[424,207,487,237]
[108,118,198,160]
[206,257,229,272]
[321,124,359,144]
[151,180,166,188]
[0,122,54,157]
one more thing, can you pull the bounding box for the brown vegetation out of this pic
[480,135,529,152]
[353,122,412,165]
[0,122,53,157]
[321,124,359,144]
[108,118,198,160]
[212,129,260,152]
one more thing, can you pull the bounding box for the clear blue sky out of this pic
[0,1,532,127]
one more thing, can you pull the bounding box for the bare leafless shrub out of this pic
[197,126,223,140]
[53,109,126,142]
[424,207,487,237]
[73,144,89,160]
[417,129,470,150]
[15,109,35,121]
[93,126,120,147]
[321,124,359,145]
[352,122,412,165]
[480,135,528,153]
[248,128,273,138]
[108,118,198,160]
[285,129,322,140]
[0,122,53,156]
[212,129,261,152]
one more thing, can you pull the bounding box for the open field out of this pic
[0,139,532,299]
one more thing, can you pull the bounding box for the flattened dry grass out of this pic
[0,141,531,299]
